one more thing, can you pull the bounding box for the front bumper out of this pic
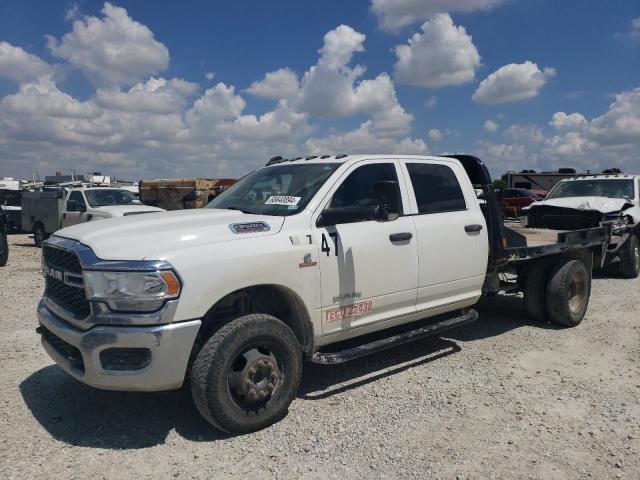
[37,300,201,391]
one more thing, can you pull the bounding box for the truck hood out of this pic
[55,209,285,260]
[91,204,165,216]
[527,196,633,214]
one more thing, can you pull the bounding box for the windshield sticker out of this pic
[265,195,301,206]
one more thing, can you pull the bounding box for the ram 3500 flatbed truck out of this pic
[36,154,609,433]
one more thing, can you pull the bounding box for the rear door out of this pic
[400,160,488,312]
[312,160,418,334]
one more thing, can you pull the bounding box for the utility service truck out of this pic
[22,187,164,247]
[36,155,609,433]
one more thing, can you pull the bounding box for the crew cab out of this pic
[36,155,609,433]
[22,187,164,247]
[524,174,640,278]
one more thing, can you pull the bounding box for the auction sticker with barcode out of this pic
[265,195,301,206]
[324,301,373,323]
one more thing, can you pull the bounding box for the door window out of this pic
[325,163,402,225]
[67,191,86,212]
[406,163,466,214]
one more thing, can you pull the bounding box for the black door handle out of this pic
[389,232,413,242]
[465,224,483,233]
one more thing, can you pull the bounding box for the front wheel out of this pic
[546,259,590,327]
[617,235,640,279]
[190,314,302,434]
[33,223,46,248]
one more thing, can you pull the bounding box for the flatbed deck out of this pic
[501,221,609,264]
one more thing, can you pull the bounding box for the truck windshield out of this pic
[85,189,140,207]
[546,179,634,200]
[207,163,340,216]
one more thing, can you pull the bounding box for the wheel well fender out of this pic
[196,284,314,356]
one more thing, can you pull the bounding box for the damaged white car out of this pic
[524,175,640,278]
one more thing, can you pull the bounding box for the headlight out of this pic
[604,213,629,235]
[83,270,181,312]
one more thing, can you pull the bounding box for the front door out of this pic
[61,191,88,228]
[312,161,418,334]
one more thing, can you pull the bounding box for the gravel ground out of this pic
[1,233,638,479]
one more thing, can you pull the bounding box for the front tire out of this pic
[190,314,302,434]
[33,223,46,248]
[545,259,590,327]
[617,235,640,279]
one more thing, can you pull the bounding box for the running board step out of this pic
[310,309,479,365]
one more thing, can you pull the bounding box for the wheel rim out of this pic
[226,345,284,414]
[568,269,587,315]
[633,241,640,271]
[35,228,43,243]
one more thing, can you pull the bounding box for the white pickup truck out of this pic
[22,187,164,247]
[524,174,640,278]
[36,154,610,433]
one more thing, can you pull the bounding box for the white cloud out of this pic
[1,76,99,118]
[293,25,415,137]
[306,121,428,155]
[371,0,505,31]
[393,14,480,88]
[205,72,215,81]
[428,128,443,141]
[0,42,56,82]
[483,120,499,132]
[548,112,587,131]
[472,61,555,104]
[0,22,426,179]
[631,17,640,38]
[47,2,169,86]
[475,86,640,176]
[95,77,199,114]
[424,95,437,108]
[246,67,299,99]
[504,123,545,144]
[65,2,81,21]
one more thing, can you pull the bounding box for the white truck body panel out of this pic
[54,155,488,347]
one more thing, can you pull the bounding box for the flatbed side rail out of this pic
[505,225,610,263]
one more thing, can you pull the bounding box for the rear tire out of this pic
[522,259,552,322]
[617,235,640,279]
[33,223,46,248]
[545,259,590,327]
[190,314,302,434]
[0,226,8,266]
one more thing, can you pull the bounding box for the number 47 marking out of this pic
[321,232,339,257]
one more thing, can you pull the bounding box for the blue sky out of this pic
[0,0,638,180]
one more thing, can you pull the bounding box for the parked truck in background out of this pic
[139,178,236,211]
[22,187,164,247]
[36,154,609,433]
[524,174,640,278]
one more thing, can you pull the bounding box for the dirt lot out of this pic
[1,233,638,479]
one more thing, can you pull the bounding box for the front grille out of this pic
[40,325,85,372]
[529,206,602,231]
[43,245,82,273]
[46,276,91,318]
